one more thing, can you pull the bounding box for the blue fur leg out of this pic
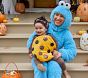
[48,61,62,78]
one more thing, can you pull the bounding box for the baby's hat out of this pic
[34,16,48,29]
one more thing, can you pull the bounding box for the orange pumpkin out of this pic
[0,23,7,36]
[76,2,88,22]
[3,19,8,23]
[2,63,21,78]
[0,12,6,23]
[2,71,21,78]
[15,3,25,13]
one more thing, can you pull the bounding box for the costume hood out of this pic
[50,1,72,32]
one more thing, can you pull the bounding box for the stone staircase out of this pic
[0,13,88,78]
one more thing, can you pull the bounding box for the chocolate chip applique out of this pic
[43,37,48,41]
[35,40,39,44]
[40,46,44,50]
[47,49,50,53]
[32,47,34,51]
[39,52,42,55]
[50,43,54,46]
[44,55,48,59]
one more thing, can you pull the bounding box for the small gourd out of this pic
[78,30,87,35]
[3,19,8,23]
[13,16,20,22]
[73,17,80,22]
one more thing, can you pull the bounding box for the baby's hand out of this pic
[37,64,46,71]
[29,53,33,59]
[53,50,59,57]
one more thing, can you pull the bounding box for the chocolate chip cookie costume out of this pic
[27,1,77,78]
[32,35,57,62]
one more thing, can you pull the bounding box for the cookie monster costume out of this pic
[27,1,77,78]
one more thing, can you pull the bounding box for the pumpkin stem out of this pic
[87,30,88,33]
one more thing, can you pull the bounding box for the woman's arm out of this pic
[59,31,77,62]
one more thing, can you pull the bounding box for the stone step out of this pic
[5,21,88,34]
[70,48,88,63]
[70,22,88,34]
[5,13,88,34]
[5,23,34,34]
[25,8,52,12]
[0,34,29,38]
[0,63,88,78]
[0,34,29,47]
[0,47,30,63]
[0,47,28,54]
[0,33,81,39]
[0,47,88,63]
[0,33,81,47]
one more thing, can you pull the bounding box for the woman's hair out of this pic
[34,16,48,29]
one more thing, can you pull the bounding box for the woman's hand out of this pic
[53,50,61,60]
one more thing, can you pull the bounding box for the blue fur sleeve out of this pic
[59,31,77,62]
[27,31,36,48]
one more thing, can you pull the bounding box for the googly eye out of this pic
[58,1,65,6]
[65,3,71,9]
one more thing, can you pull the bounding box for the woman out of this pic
[27,1,77,78]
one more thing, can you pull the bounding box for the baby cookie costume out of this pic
[32,35,57,62]
[27,1,77,78]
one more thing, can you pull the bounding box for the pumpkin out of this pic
[13,16,20,22]
[73,16,80,22]
[78,0,84,4]
[76,2,88,22]
[2,63,21,78]
[80,31,88,50]
[3,19,8,23]
[0,12,6,23]
[15,3,25,13]
[78,30,87,35]
[0,23,7,36]
[32,35,57,62]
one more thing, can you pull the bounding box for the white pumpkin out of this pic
[80,33,88,50]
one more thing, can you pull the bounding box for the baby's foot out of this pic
[65,74,71,78]
[37,64,46,71]
[63,70,71,78]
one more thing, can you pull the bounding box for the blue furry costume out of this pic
[27,1,77,78]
